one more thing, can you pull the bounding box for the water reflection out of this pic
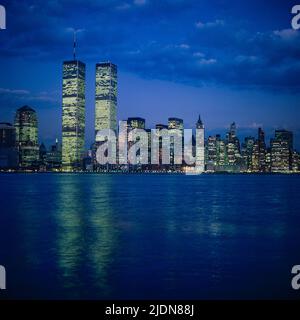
[88,176,118,296]
[1,173,300,299]
[55,175,117,298]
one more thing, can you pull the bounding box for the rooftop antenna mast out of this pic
[73,30,76,60]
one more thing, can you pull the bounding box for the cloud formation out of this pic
[0,0,299,91]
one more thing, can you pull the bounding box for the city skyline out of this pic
[0,0,300,149]
[1,100,299,173]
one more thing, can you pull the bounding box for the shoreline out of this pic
[0,171,299,175]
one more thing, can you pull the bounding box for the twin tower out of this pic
[62,60,117,170]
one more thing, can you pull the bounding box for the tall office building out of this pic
[155,124,168,169]
[14,106,39,168]
[226,122,241,165]
[95,62,117,140]
[206,136,217,168]
[275,130,293,150]
[127,117,147,166]
[252,128,266,172]
[195,115,205,172]
[127,117,145,130]
[215,135,228,167]
[168,117,184,168]
[270,139,290,172]
[241,136,255,171]
[62,60,86,170]
[0,122,18,169]
[271,129,293,172]
[46,139,62,170]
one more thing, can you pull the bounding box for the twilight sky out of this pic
[0,0,300,149]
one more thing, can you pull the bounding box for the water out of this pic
[0,173,300,300]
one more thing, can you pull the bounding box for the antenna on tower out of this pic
[73,30,76,61]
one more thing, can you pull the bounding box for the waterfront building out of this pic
[168,117,184,169]
[292,151,300,172]
[0,122,18,169]
[215,135,228,168]
[271,138,289,172]
[251,128,266,172]
[271,130,293,172]
[127,117,147,167]
[127,117,145,130]
[226,122,241,165]
[156,124,168,130]
[14,106,39,168]
[95,62,117,138]
[46,139,62,170]
[155,124,168,170]
[195,115,205,172]
[206,135,217,170]
[265,148,272,172]
[62,60,86,171]
[39,143,47,166]
[241,136,255,171]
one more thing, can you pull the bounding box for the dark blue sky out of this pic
[0,0,299,149]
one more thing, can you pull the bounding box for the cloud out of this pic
[179,43,190,49]
[116,3,131,10]
[134,0,147,5]
[244,122,264,129]
[273,29,298,40]
[0,88,30,95]
[1,0,300,92]
[0,87,59,104]
[198,58,217,65]
[193,52,205,57]
[195,19,224,29]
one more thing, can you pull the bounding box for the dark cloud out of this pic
[0,0,299,90]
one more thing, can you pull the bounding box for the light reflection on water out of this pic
[0,174,300,299]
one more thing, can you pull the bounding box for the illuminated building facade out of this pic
[127,117,145,130]
[206,135,217,169]
[252,128,266,172]
[241,136,255,171]
[226,122,241,165]
[168,117,183,168]
[195,115,205,172]
[0,122,18,169]
[46,139,62,170]
[14,106,39,168]
[271,130,293,172]
[155,124,168,169]
[95,62,117,139]
[62,60,86,171]
[127,117,147,166]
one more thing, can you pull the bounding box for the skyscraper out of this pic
[155,124,168,169]
[168,117,184,168]
[46,139,62,170]
[14,106,39,168]
[226,122,241,165]
[62,60,86,170]
[241,136,255,171]
[127,117,147,166]
[95,62,117,139]
[252,128,266,172]
[0,122,18,169]
[127,117,145,130]
[206,135,217,169]
[195,115,205,172]
[271,129,293,172]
